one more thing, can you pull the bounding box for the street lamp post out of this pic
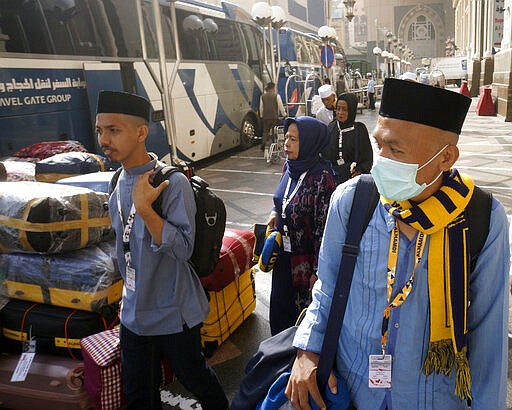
[386,31,393,52]
[251,2,275,82]
[385,32,398,78]
[388,53,395,77]
[373,46,382,82]
[381,50,389,78]
[393,56,400,77]
[342,0,356,22]
[271,6,286,80]
[318,25,337,83]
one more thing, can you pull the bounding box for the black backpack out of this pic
[110,165,226,277]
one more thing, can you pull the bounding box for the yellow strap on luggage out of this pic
[0,193,110,252]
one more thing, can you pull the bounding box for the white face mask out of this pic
[370,145,448,201]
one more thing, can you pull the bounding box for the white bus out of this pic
[276,28,347,116]
[0,0,271,163]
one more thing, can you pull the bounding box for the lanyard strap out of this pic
[336,124,354,160]
[116,185,136,265]
[281,171,307,220]
[381,224,426,352]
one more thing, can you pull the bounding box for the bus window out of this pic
[38,0,75,55]
[240,23,261,77]
[296,36,309,64]
[212,17,243,62]
[143,2,175,59]
[176,9,209,60]
[101,0,136,57]
[42,0,106,56]
[0,0,52,54]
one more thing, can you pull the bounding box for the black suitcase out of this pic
[0,300,118,359]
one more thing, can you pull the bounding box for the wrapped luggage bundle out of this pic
[0,181,112,253]
[35,152,110,183]
[12,140,88,161]
[0,241,122,311]
[0,160,36,182]
[56,171,116,194]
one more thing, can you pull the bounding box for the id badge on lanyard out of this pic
[281,171,307,253]
[117,185,137,292]
[336,124,354,166]
[368,225,426,389]
[369,354,392,388]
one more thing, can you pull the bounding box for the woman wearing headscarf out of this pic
[266,116,336,335]
[322,92,374,185]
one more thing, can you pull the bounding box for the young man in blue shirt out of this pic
[96,91,228,410]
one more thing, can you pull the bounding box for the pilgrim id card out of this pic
[369,354,392,388]
[126,265,136,291]
[282,235,291,252]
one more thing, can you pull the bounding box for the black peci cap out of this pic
[96,90,151,122]
[379,78,471,134]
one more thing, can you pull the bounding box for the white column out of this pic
[501,0,511,50]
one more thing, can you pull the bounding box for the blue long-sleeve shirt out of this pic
[294,177,510,410]
[109,159,209,336]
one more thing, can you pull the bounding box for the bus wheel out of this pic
[240,116,256,149]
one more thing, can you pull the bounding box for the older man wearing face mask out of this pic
[285,78,510,410]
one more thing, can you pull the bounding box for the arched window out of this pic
[407,15,435,41]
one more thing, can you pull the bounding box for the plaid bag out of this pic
[80,327,174,410]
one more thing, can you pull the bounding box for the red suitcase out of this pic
[0,352,93,409]
[200,228,256,292]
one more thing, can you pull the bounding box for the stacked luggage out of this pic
[0,143,119,409]
[200,228,257,357]
[0,139,259,407]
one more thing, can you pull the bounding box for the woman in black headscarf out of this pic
[322,92,373,185]
[265,116,336,335]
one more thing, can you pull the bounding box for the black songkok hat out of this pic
[96,91,150,122]
[379,78,471,134]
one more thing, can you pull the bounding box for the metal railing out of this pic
[284,72,322,116]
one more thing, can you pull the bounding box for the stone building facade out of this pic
[454,0,511,120]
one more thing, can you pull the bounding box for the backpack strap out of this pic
[109,167,123,195]
[466,185,493,272]
[108,164,182,217]
[316,174,378,389]
[150,165,181,217]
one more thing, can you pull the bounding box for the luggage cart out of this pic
[266,125,285,164]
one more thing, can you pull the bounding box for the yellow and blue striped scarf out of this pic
[381,169,474,400]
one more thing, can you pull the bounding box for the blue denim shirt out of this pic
[109,159,209,336]
[294,176,510,410]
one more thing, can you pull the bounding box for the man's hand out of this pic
[350,169,361,178]
[131,170,170,245]
[285,349,338,410]
[309,274,318,292]
[132,170,169,215]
